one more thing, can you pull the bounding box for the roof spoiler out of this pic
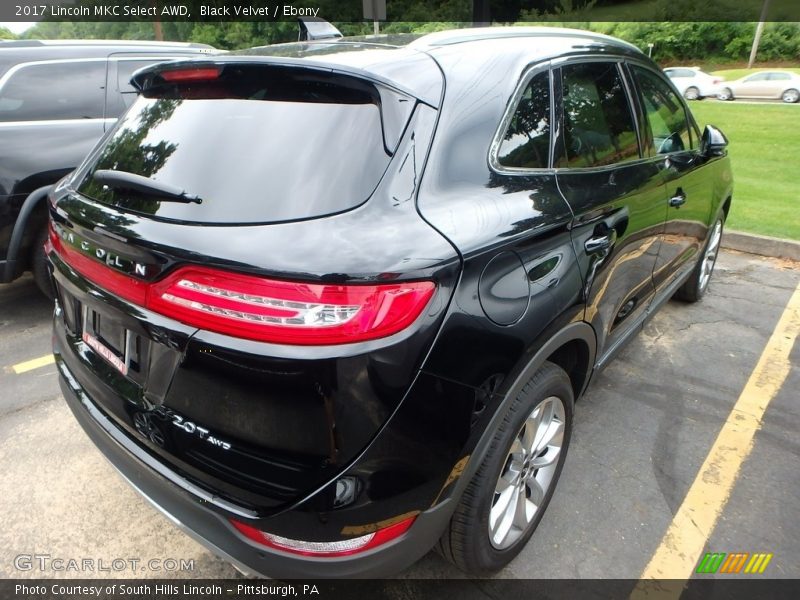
[297,17,343,41]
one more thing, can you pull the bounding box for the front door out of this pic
[553,61,666,360]
[628,64,713,290]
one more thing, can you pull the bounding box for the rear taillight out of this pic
[49,227,435,345]
[230,516,416,557]
[49,223,148,305]
[148,266,435,345]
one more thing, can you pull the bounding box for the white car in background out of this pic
[663,67,724,100]
[717,71,800,103]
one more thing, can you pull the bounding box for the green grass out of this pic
[689,102,800,240]
[710,67,800,81]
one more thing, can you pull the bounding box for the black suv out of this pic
[48,28,732,577]
[0,39,216,295]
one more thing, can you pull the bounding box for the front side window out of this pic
[496,71,551,170]
[556,62,639,169]
[0,61,105,121]
[631,66,693,155]
[744,73,769,82]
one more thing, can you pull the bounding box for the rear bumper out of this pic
[57,354,454,578]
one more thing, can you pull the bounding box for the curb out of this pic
[722,230,800,262]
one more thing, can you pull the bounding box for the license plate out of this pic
[81,306,135,377]
[82,331,128,376]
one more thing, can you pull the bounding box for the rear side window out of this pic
[631,66,693,155]
[666,68,695,78]
[556,62,639,169]
[768,72,790,81]
[76,66,409,224]
[0,61,105,121]
[496,71,551,170]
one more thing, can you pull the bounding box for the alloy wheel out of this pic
[782,89,799,103]
[699,220,722,292]
[488,395,566,549]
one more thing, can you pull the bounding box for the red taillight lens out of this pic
[49,224,148,305]
[159,67,221,82]
[49,229,435,345]
[230,516,416,557]
[148,266,435,345]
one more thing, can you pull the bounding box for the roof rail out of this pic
[1,39,214,49]
[0,40,46,47]
[410,26,641,54]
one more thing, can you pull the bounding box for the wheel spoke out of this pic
[490,485,515,526]
[527,476,546,506]
[529,399,554,451]
[495,469,516,494]
[513,485,533,529]
[490,485,517,543]
[534,419,564,455]
[531,445,560,469]
[509,436,526,459]
[521,409,542,452]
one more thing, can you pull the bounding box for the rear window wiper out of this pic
[92,170,202,204]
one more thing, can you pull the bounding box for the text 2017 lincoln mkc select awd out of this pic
[48,28,732,577]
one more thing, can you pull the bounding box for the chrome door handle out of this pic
[669,193,687,207]
[585,232,615,255]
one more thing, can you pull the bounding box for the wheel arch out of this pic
[1,185,53,283]
[437,321,597,507]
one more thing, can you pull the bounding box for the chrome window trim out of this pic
[488,60,555,176]
[488,53,686,176]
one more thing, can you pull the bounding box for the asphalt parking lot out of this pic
[1,249,798,580]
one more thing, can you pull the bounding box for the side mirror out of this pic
[700,124,728,158]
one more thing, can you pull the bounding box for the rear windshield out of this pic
[76,65,409,224]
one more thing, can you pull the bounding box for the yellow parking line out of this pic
[9,354,55,374]
[637,281,800,583]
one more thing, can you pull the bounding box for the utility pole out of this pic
[472,0,491,26]
[748,0,771,68]
[150,1,163,41]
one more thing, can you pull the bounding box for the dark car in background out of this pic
[0,39,216,295]
[47,27,732,577]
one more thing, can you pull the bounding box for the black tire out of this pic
[437,361,574,575]
[718,87,734,101]
[684,86,700,101]
[781,88,799,103]
[674,216,724,303]
[31,227,54,300]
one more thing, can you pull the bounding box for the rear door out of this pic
[735,72,770,98]
[767,72,792,99]
[627,63,713,290]
[553,59,666,361]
